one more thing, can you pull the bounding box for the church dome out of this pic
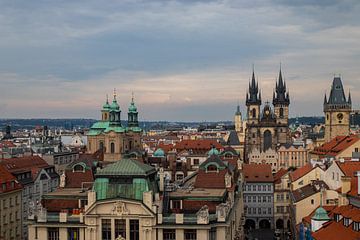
[312,207,330,221]
[128,101,137,113]
[110,99,120,111]
[153,148,165,157]
[102,100,110,110]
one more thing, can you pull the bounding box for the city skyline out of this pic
[0,0,359,121]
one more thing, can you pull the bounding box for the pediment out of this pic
[85,198,155,217]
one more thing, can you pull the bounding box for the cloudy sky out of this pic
[0,0,359,121]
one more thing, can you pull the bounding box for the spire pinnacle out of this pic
[131,91,134,103]
[348,90,352,104]
[113,88,117,100]
[106,94,109,104]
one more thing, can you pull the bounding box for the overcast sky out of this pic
[0,0,359,121]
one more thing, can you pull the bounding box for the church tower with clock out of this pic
[324,76,352,142]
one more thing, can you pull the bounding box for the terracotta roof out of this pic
[173,139,223,154]
[64,169,94,188]
[1,156,49,173]
[0,164,22,193]
[312,221,360,240]
[194,169,227,189]
[0,140,16,148]
[243,164,273,182]
[274,168,288,184]
[290,164,315,181]
[335,161,360,197]
[311,135,360,157]
[43,199,80,212]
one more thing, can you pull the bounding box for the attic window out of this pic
[344,218,350,227]
[73,164,85,173]
[207,165,218,172]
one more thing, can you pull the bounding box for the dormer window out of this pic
[73,164,85,173]
[353,222,360,232]
[206,165,218,173]
[343,217,351,227]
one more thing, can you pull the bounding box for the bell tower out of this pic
[324,76,352,142]
[246,70,261,124]
[235,104,243,133]
[273,67,290,125]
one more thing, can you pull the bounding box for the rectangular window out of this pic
[268,208,272,214]
[253,196,256,203]
[209,227,217,240]
[163,229,176,240]
[48,228,59,240]
[252,185,256,191]
[184,229,197,240]
[263,196,267,202]
[172,200,181,210]
[130,219,139,240]
[68,228,80,240]
[258,185,261,191]
[193,159,199,165]
[115,219,126,239]
[102,219,111,240]
[258,208,261,214]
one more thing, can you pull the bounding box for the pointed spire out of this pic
[131,91,134,103]
[106,94,109,104]
[259,90,262,101]
[113,88,117,101]
[324,93,327,105]
[348,90,352,104]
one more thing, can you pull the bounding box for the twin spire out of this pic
[246,66,289,106]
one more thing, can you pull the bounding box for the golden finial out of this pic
[113,88,117,100]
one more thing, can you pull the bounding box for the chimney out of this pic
[356,171,360,196]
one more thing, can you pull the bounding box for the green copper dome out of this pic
[128,101,137,112]
[110,99,120,111]
[153,148,165,157]
[312,207,330,221]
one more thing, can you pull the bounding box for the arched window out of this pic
[263,130,272,151]
[252,108,256,118]
[279,108,284,118]
[207,164,218,172]
[73,164,85,172]
[99,141,104,150]
[110,142,115,153]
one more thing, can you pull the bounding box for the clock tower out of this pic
[324,76,352,142]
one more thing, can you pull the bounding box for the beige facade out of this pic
[291,167,324,191]
[0,189,22,240]
[278,145,309,169]
[274,172,291,230]
[249,148,278,173]
[324,110,351,142]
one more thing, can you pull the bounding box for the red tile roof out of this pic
[194,169,227,189]
[290,164,314,181]
[173,139,223,154]
[1,156,49,173]
[311,135,360,157]
[0,164,22,193]
[336,161,360,197]
[312,221,360,240]
[64,169,94,188]
[43,199,80,212]
[243,164,273,182]
[274,168,288,184]
[0,140,16,148]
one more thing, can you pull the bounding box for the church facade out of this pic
[87,91,142,161]
[244,69,290,161]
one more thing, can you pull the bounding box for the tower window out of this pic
[110,142,115,154]
[279,108,284,118]
[252,108,256,118]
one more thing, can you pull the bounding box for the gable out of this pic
[85,198,155,217]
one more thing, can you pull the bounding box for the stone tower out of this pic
[324,76,352,142]
[235,104,243,133]
[246,70,261,125]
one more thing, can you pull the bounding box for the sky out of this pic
[0,0,359,121]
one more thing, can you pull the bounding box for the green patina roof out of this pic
[199,154,227,171]
[153,148,165,157]
[96,158,156,176]
[90,121,109,129]
[312,207,330,221]
[104,126,126,133]
[207,147,220,156]
[128,101,137,113]
[110,99,120,111]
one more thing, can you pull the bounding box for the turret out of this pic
[273,67,290,124]
[101,95,111,121]
[128,93,139,128]
[109,89,121,125]
[235,104,242,132]
[246,69,261,124]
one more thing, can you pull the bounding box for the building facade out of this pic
[245,69,290,161]
[0,165,22,240]
[324,76,352,142]
[243,164,274,229]
[87,92,142,162]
